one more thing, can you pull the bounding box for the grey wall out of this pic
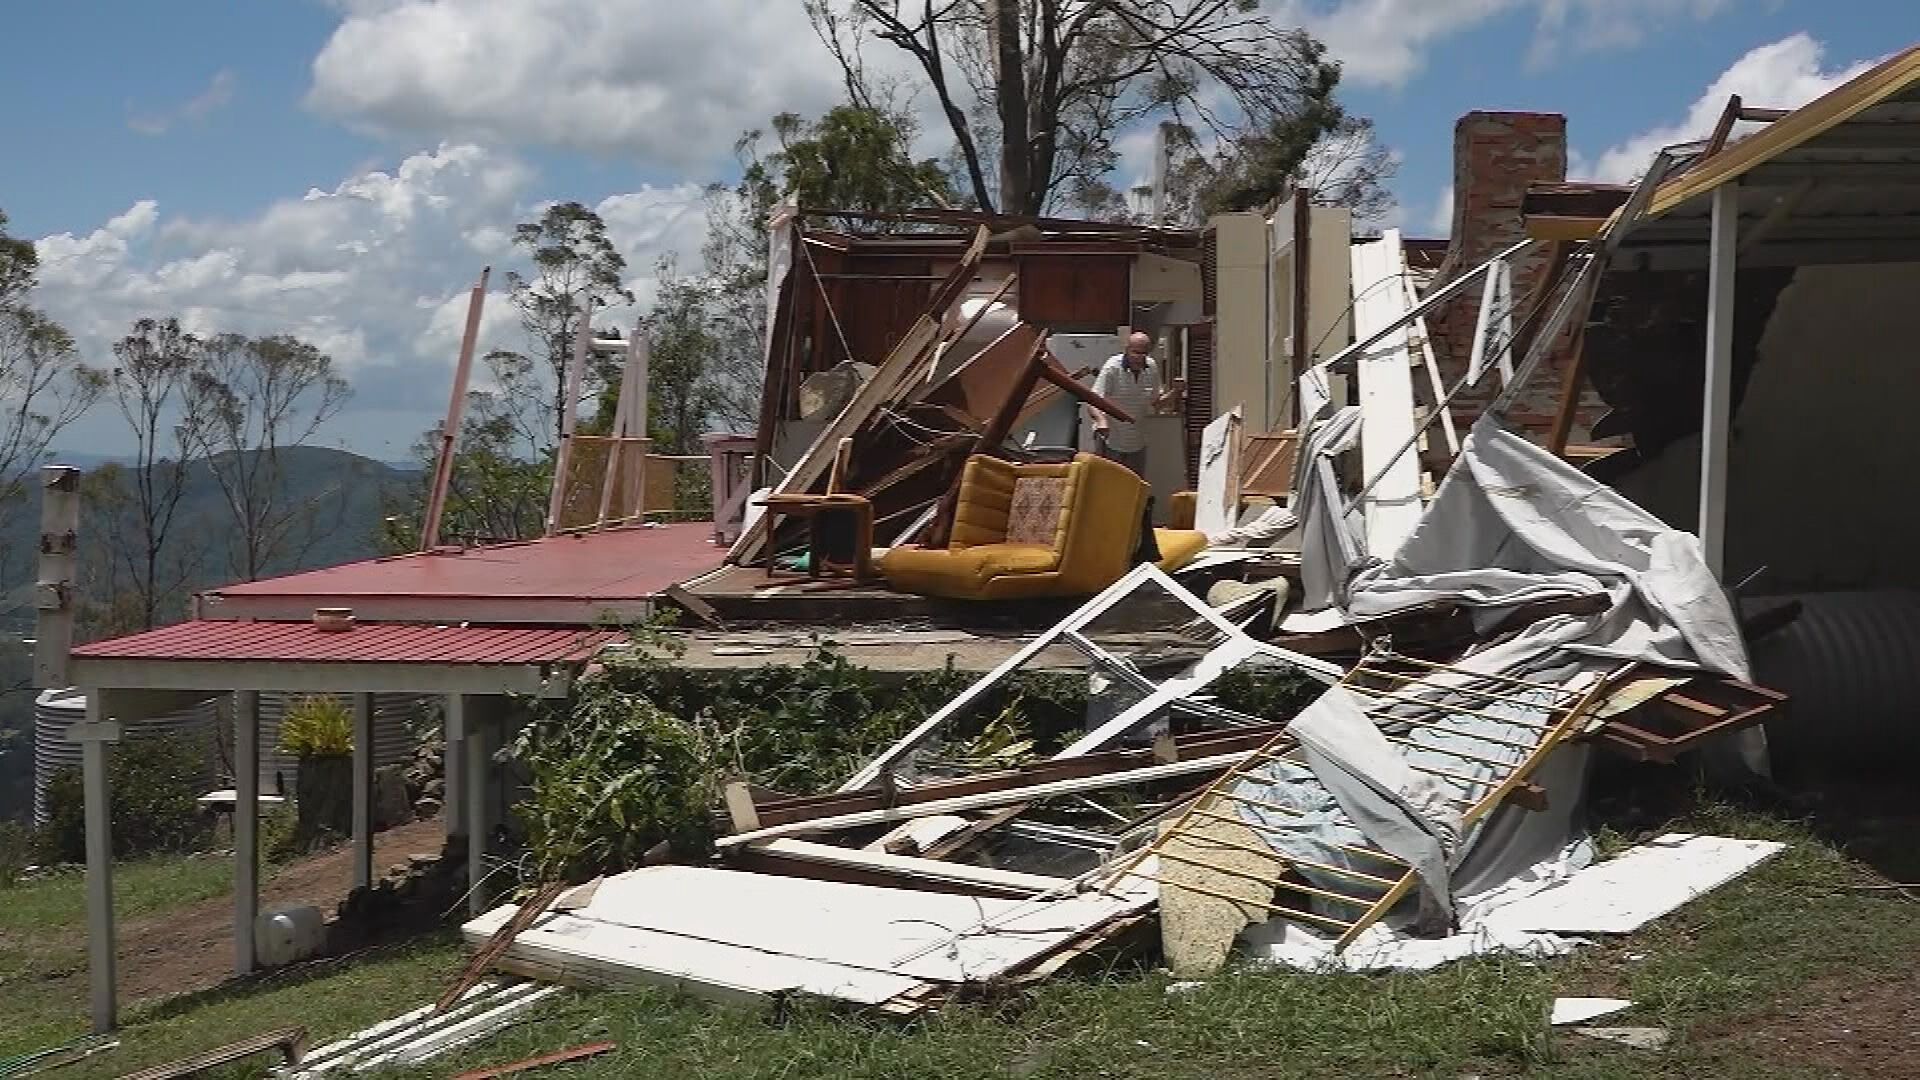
[1613,262,1920,591]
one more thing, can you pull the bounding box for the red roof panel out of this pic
[203,522,723,603]
[70,621,620,665]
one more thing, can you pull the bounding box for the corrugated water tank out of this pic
[31,690,432,821]
[1746,590,1920,775]
[32,688,220,825]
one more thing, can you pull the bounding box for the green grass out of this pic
[0,854,237,936]
[0,853,242,1062]
[43,935,466,1080]
[1,801,1913,1079]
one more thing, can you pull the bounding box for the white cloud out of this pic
[31,145,716,456]
[1428,184,1454,235]
[1589,34,1878,183]
[1527,0,1734,70]
[307,0,861,169]
[128,70,237,135]
[1263,0,1752,89]
[1268,0,1518,89]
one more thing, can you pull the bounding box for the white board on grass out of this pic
[1478,833,1784,936]
[463,864,1154,1007]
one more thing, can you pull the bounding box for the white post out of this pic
[74,695,120,1033]
[443,694,465,844]
[1700,181,1739,578]
[33,466,80,691]
[462,696,490,914]
[234,689,259,976]
[351,692,374,891]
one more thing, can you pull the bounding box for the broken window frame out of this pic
[839,564,1342,792]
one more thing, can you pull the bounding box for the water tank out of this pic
[32,691,430,820]
[1747,590,1920,777]
[33,688,221,825]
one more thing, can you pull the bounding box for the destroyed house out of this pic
[46,45,1920,1051]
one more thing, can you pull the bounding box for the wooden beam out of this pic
[1546,305,1592,457]
[449,1042,618,1080]
[351,692,374,890]
[716,750,1259,849]
[742,839,1069,895]
[1705,94,1744,158]
[234,689,259,978]
[1526,215,1608,242]
[730,315,941,564]
[1647,45,1920,216]
[422,268,489,550]
[752,722,1292,828]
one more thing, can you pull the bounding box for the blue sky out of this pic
[3,0,1915,458]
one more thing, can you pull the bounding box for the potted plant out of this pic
[281,695,354,846]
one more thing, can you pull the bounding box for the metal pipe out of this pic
[1319,238,1537,375]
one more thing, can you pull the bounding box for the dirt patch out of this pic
[1695,954,1920,1079]
[117,817,449,1004]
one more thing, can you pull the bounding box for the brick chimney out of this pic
[1427,112,1593,436]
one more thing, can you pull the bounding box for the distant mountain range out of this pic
[4,445,418,596]
[40,448,423,474]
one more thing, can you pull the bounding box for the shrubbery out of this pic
[38,734,211,863]
[280,695,354,757]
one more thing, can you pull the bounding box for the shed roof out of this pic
[1610,44,1920,267]
[70,621,617,665]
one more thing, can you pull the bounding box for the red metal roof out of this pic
[70,621,619,665]
[196,522,726,624]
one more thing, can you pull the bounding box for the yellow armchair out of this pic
[880,453,1207,600]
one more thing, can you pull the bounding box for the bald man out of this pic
[1090,331,1182,477]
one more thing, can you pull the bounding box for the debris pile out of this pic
[457,178,1797,1014]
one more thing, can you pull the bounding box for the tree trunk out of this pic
[296,753,354,846]
[989,0,1033,215]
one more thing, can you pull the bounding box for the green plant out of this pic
[37,735,211,863]
[260,801,300,861]
[280,695,353,759]
[512,687,723,879]
[0,820,31,887]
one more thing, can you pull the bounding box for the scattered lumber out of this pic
[449,1041,617,1080]
[437,881,567,1012]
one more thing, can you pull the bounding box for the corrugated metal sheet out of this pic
[71,621,617,665]
[201,522,724,604]
[32,689,220,824]
[1748,590,1920,773]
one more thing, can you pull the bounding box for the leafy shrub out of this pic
[260,801,301,862]
[38,735,211,863]
[1210,664,1324,721]
[512,630,1323,881]
[513,689,723,878]
[281,695,353,758]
